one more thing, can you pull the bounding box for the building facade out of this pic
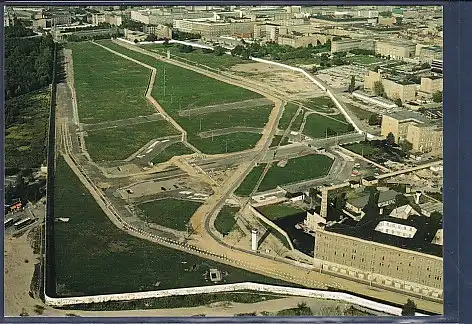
[419,76,443,94]
[375,40,416,60]
[314,229,443,298]
[331,38,375,53]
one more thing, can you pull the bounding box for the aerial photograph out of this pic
[4,4,443,318]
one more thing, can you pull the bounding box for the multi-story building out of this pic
[381,111,442,155]
[378,16,396,26]
[416,45,442,63]
[375,40,416,60]
[253,23,281,40]
[314,228,443,298]
[331,38,375,53]
[419,76,443,94]
[364,70,417,102]
[142,24,172,38]
[173,19,233,37]
[277,34,325,48]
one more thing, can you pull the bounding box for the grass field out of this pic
[278,103,300,131]
[138,199,201,231]
[257,204,304,221]
[5,89,49,170]
[97,40,262,113]
[300,96,335,112]
[214,205,239,236]
[151,142,195,165]
[142,44,248,70]
[235,163,267,196]
[96,40,272,154]
[302,114,354,139]
[343,142,380,156]
[53,156,298,297]
[258,154,333,192]
[269,135,284,148]
[344,103,374,121]
[85,121,179,161]
[69,42,155,123]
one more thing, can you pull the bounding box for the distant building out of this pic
[361,176,379,187]
[418,201,443,217]
[91,13,122,26]
[378,16,396,26]
[331,38,375,53]
[431,229,443,246]
[389,204,419,220]
[375,40,416,60]
[419,76,443,94]
[352,91,397,109]
[375,220,417,238]
[143,24,172,38]
[174,19,232,37]
[363,70,417,102]
[416,45,442,63]
[345,189,397,214]
[380,111,442,156]
[430,59,443,74]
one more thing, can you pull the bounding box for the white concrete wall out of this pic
[44,282,427,316]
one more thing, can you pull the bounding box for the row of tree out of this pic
[4,35,55,100]
[4,23,36,38]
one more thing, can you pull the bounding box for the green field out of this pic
[343,142,380,156]
[69,42,155,123]
[278,103,300,131]
[151,142,194,165]
[5,90,50,170]
[85,121,179,161]
[269,135,284,148]
[257,204,304,221]
[258,154,333,192]
[142,44,248,70]
[300,96,335,112]
[96,40,272,154]
[302,114,353,139]
[138,199,201,231]
[235,163,267,196]
[344,103,374,120]
[214,205,240,236]
[53,156,298,297]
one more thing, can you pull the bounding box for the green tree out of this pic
[214,45,225,56]
[386,132,395,146]
[432,91,443,103]
[348,75,356,93]
[368,114,379,125]
[394,98,403,107]
[401,299,416,316]
[394,194,409,207]
[373,81,384,96]
[399,140,413,153]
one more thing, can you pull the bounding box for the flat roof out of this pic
[384,110,431,124]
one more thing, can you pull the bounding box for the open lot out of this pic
[256,204,304,222]
[142,44,248,70]
[344,102,374,121]
[69,42,155,123]
[52,156,296,297]
[85,121,180,161]
[214,205,240,236]
[258,154,333,192]
[302,114,354,139]
[235,163,267,197]
[151,142,195,165]
[97,40,273,154]
[347,55,387,66]
[299,96,336,113]
[138,198,201,231]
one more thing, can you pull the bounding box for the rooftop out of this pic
[384,110,431,124]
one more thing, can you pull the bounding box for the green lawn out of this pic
[5,90,49,170]
[96,40,271,154]
[342,142,380,156]
[69,42,155,123]
[235,164,267,196]
[258,154,333,192]
[269,135,284,148]
[278,103,300,131]
[344,103,374,120]
[142,44,248,70]
[300,96,335,112]
[302,114,354,139]
[85,121,179,161]
[191,132,263,155]
[138,199,201,231]
[257,204,304,221]
[214,205,239,236]
[151,142,194,165]
[52,156,298,297]
[289,110,305,133]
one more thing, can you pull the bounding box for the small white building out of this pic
[389,204,419,220]
[431,228,443,246]
[375,221,417,238]
[352,90,398,109]
[418,201,443,217]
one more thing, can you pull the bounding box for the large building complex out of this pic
[381,111,442,156]
[330,38,375,53]
[364,70,417,102]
